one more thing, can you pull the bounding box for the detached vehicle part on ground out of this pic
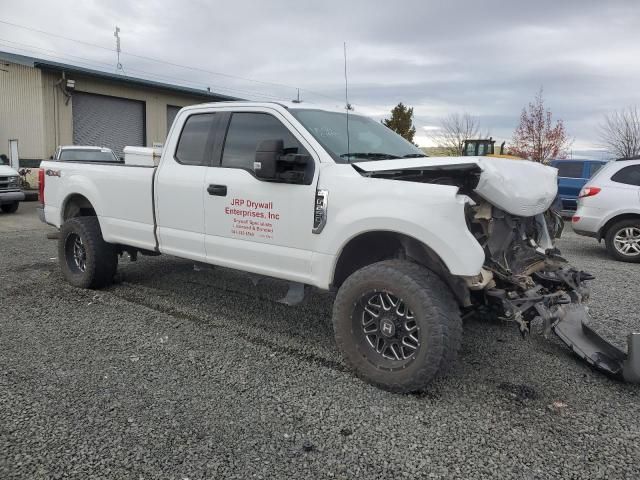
[38,102,640,392]
[0,163,25,213]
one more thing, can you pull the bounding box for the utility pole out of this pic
[114,26,123,74]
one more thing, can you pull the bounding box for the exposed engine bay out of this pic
[467,200,588,335]
[465,200,638,383]
[354,159,639,383]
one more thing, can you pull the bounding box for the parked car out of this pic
[0,163,25,213]
[549,159,608,215]
[53,145,120,163]
[572,159,640,262]
[37,102,640,390]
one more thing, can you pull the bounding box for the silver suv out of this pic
[572,159,640,262]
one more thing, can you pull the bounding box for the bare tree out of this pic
[431,113,481,156]
[599,107,640,160]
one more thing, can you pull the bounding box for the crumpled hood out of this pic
[0,165,19,176]
[353,156,558,217]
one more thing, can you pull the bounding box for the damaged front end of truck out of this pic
[466,200,640,382]
[354,156,640,383]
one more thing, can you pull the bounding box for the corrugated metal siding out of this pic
[0,62,45,160]
[72,92,145,157]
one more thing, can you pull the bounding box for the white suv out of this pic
[573,159,640,262]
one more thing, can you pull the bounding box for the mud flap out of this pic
[552,304,640,383]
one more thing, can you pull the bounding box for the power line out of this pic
[0,38,300,101]
[0,18,343,103]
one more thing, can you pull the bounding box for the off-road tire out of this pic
[58,216,118,288]
[604,219,640,263]
[332,260,462,393]
[1,202,19,213]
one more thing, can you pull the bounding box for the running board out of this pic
[278,282,306,306]
[552,304,640,383]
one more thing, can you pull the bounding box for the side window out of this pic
[222,112,307,170]
[175,113,217,166]
[611,165,640,186]
[465,142,475,156]
[588,162,604,178]
[556,162,583,178]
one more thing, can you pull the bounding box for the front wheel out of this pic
[332,260,462,393]
[1,202,19,213]
[58,216,118,288]
[605,219,640,263]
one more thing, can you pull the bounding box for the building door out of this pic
[72,92,145,157]
[9,139,19,169]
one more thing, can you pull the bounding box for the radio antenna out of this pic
[344,42,351,158]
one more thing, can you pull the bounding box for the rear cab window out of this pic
[174,113,220,166]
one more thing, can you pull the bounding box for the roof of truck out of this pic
[181,101,351,114]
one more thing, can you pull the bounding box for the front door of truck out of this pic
[203,109,319,283]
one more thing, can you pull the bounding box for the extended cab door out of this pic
[203,108,319,283]
[155,112,223,261]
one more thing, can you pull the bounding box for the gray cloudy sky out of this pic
[1,0,639,153]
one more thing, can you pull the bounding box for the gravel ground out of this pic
[1,203,639,479]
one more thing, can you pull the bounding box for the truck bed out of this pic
[41,161,157,251]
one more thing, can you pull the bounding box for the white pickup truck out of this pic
[0,163,25,213]
[39,101,639,391]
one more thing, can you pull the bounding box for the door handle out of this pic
[207,184,227,196]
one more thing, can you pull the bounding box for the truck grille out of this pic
[0,176,19,192]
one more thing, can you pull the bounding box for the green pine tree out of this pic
[382,102,417,143]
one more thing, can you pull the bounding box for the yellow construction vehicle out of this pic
[462,138,521,159]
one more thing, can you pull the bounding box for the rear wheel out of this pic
[332,260,462,393]
[1,202,19,213]
[605,219,640,263]
[58,216,118,288]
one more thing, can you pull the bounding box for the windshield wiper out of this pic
[339,152,399,160]
[401,153,428,158]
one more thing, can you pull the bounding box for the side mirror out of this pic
[254,139,312,184]
[254,139,283,180]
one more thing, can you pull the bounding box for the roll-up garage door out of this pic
[72,92,145,157]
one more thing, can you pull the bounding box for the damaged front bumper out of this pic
[553,305,640,383]
[470,206,639,383]
[485,269,640,384]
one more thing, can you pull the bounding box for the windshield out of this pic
[59,149,118,162]
[290,109,426,162]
